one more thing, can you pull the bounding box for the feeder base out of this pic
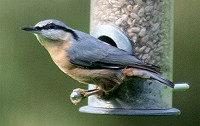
[79,106,180,116]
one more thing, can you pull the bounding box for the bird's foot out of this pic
[70,88,102,105]
[96,91,114,100]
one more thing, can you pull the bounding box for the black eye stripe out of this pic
[36,23,79,40]
[36,23,65,30]
[35,26,42,30]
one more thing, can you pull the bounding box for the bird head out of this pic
[22,19,78,46]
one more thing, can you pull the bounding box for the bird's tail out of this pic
[147,71,174,88]
[123,68,174,88]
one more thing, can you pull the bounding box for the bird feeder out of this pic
[79,0,189,115]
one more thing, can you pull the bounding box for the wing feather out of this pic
[68,30,160,73]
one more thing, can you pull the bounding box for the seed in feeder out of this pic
[138,28,146,37]
[142,53,149,60]
[145,5,154,12]
[127,28,133,33]
[138,54,143,59]
[132,27,141,33]
[152,10,159,16]
[152,23,160,31]
[124,8,130,15]
[146,15,151,20]
[127,5,133,11]
[109,16,118,21]
[115,10,121,15]
[149,50,154,56]
[106,9,112,15]
[155,46,163,52]
[153,35,159,43]
[135,0,144,5]
[132,19,136,26]
[133,5,140,13]
[156,56,161,61]
[138,7,145,17]
[92,0,172,73]
[130,13,140,20]
[128,32,136,37]
[100,15,107,21]
[148,59,155,65]
[141,35,149,44]
[127,19,132,25]
[110,1,121,7]
[115,18,123,25]
[122,14,128,21]
[146,41,154,48]
[112,7,118,12]
[146,0,153,6]
[132,35,138,43]
[101,5,108,10]
[139,46,146,53]
[139,17,147,25]
[154,2,158,8]
[157,42,163,47]
[144,47,151,53]
[135,46,140,52]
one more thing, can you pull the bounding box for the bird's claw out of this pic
[70,88,101,105]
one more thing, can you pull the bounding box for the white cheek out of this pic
[42,30,67,41]
[56,31,69,40]
[34,34,45,46]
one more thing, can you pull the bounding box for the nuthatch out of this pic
[22,19,174,105]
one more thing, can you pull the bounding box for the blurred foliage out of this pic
[0,0,199,126]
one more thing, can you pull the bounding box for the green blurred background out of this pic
[0,0,199,126]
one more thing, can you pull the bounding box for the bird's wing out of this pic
[68,31,160,72]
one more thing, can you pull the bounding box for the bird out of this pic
[22,19,174,105]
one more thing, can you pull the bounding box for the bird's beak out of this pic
[21,26,39,33]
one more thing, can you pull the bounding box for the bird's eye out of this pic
[47,23,56,29]
[40,23,56,30]
[49,24,55,29]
